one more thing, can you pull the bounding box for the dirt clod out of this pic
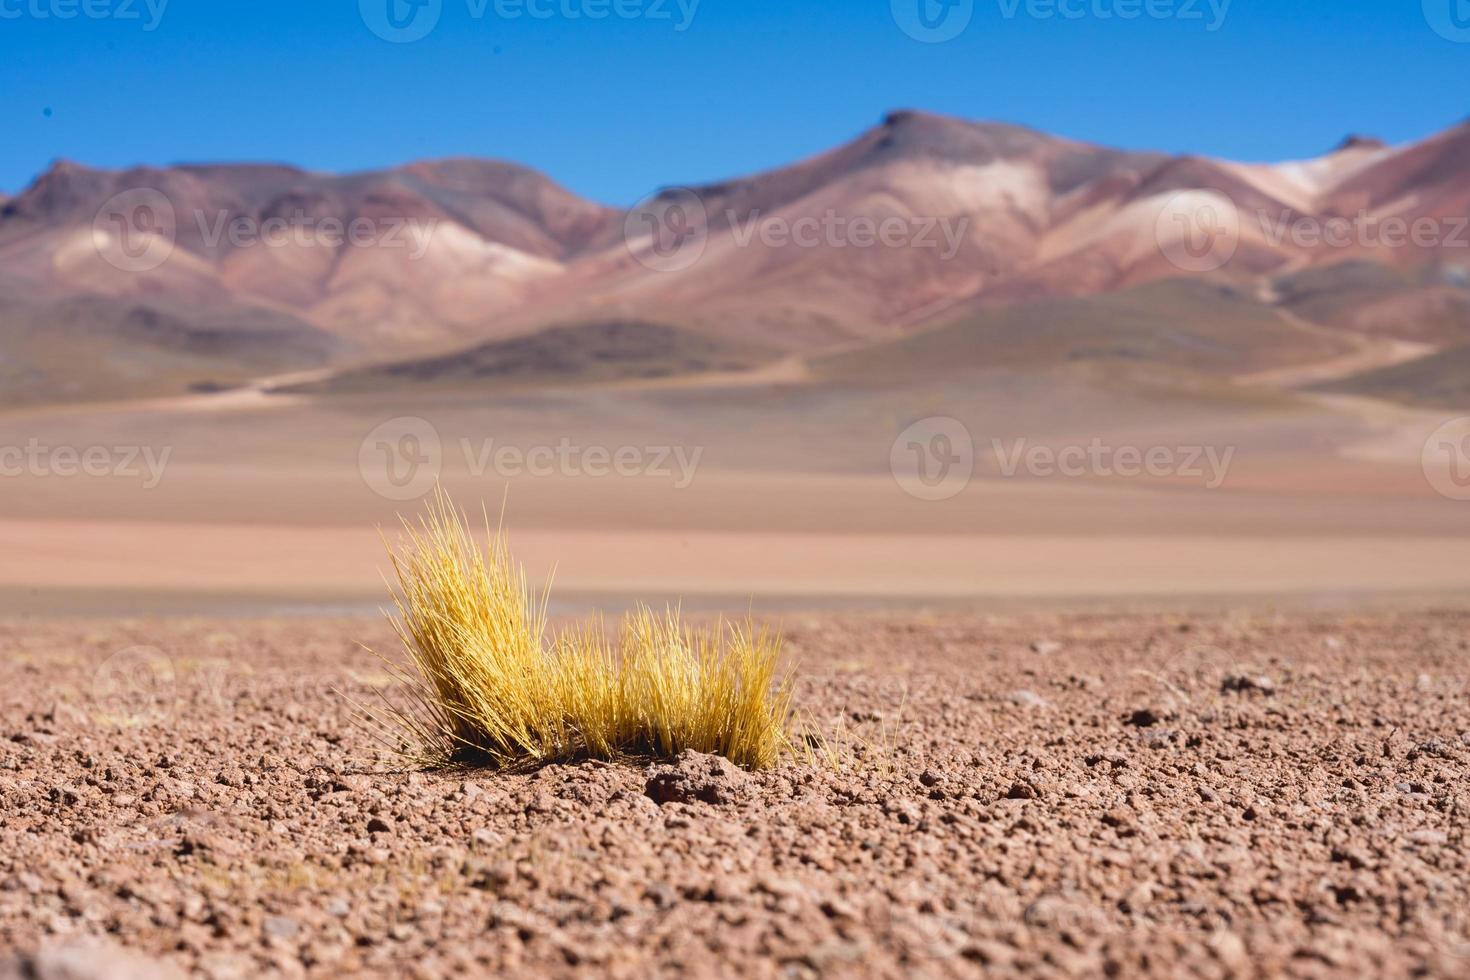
[643,750,749,805]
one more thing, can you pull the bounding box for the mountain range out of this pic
[1,110,1467,408]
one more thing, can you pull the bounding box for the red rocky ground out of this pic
[1,609,1468,977]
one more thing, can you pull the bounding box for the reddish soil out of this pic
[2,609,1469,978]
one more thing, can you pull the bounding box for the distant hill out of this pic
[812,279,1356,383]
[1269,262,1470,346]
[284,320,774,396]
[0,280,344,407]
[1316,345,1470,409]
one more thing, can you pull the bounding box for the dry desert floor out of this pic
[2,608,1469,978]
[2,364,1469,613]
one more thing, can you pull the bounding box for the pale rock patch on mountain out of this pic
[51,225,227,302]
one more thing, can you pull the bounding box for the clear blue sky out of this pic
[1,0,1464,205]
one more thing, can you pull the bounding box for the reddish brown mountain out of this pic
[0,158,618,354]
[1,112,1467,405]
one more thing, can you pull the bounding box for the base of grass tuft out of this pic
[357,491,794,771]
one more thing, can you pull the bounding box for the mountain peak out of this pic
[1333,134,1386,152]
[37,158,96,179]
[881,109,940,128]
[7,158,111,219]
[878,109,1045,139]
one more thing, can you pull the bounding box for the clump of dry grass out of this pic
[359,491,793,770]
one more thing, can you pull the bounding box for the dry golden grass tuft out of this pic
[358,491,794,770]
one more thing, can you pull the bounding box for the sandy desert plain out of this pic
[0,347,1468,611]
[0,350,1468,978]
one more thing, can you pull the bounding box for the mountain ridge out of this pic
[2,110,1467,407]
